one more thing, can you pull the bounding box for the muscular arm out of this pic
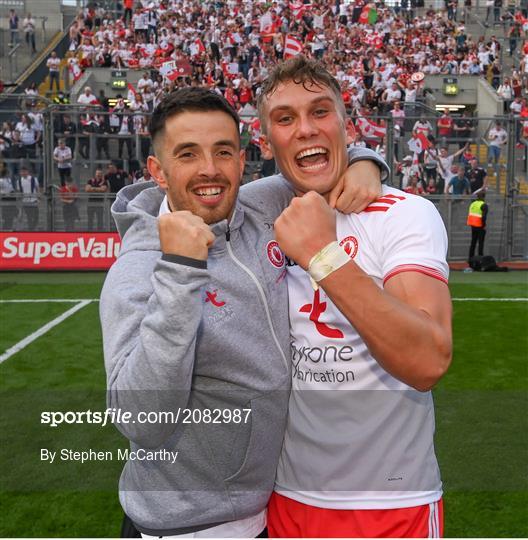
[318,263,452,391]
[275,192,452,392]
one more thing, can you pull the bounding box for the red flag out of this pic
[259,11,275,40]
[289,1,308,20]
[283,35,303,59]
[356,116,386,139]
[359,6,370,24]
[408,132,432,154]
[190,38,206,56]
[259,11,273,33]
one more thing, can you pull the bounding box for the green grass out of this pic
[0,271,527,537]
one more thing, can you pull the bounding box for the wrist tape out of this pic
[307,241,350,290]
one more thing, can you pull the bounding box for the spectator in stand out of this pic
[390,101,405,135]
[79,113,98,162]
[123,0,134,26]
[23,12,36,54]
[137,117,151,161]
[437,144,469,193]
[404,173,425,195]
[447,165,471,194]
[105,162,130,193]
[137,72,154,93]
[487,121,508,168]
[397,155,421,190]
[437,108,454,144]
[381,81,402,112]
[132,6,148,40]
[53,138,72,186]
[424,144,439,186]
[98,90,110,111]
[512,75,522,98]
[509,23,521,57]
[7,130,24,179]
[94,114,111,161]
[9,9,19,47]
[58,114,77,156]
[489,59,502,90]
[15,114,38,159]
[494,0,503,24]
[0,161,18,230]
[132,166,151,184]
[19,164,39,229]
[77,86,99,107]
[59,176,79,230]
[116,106,134,161]
[499,78,514,103]
[453,110,474,148]
[85,168,108,230]
[413,115,434,139]
[425,177,439,195]
[466,158,488,194]
[47,51,61,93]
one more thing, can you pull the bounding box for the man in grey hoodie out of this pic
[100,87,388,537]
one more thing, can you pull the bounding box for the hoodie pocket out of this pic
[224,392,288,520]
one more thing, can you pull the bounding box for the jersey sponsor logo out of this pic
[266,240,285,268]
[291,343,355,383]
[205,289,226,307]
[339,235,358,258]
[299,289,344,339]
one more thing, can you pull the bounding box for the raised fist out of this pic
[274,191,337,270]
[158,211,215,261]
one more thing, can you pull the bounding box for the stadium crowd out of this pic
[0,0,526,229]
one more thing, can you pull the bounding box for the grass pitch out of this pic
[0,271,527,537]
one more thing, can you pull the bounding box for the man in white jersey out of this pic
[257,56,453,538]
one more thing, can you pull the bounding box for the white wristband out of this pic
[307,241,351,290]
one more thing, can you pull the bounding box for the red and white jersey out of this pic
[275,186,448,510]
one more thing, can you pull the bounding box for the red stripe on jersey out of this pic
[383,193,406,200]
[374,197,398,205]
[384,264,448,285]
[363,206,390,212]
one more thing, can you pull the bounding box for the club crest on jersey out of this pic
[339,236,359,259]
[266,240,285,268]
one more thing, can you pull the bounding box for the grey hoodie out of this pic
[100,150,389,535]
[101,176,294,535]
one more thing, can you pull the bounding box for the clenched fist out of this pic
[274,191,337,270]
[158,211,215,261]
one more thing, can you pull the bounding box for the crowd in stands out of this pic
[1,0,527,230]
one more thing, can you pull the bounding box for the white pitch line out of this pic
[452,298,528,302]
[0,298,99,303]
[0,300,93,364]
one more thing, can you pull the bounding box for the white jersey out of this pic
[275,186,448,510]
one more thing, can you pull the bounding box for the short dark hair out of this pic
[149,87,240,150]
[257,55,345,134]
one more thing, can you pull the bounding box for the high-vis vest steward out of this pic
[467,200,485,227]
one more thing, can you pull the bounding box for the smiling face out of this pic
[259,81,353,198]
[147,110,245,224]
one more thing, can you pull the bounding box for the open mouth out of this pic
[192,185,226,206]
[295,147,329,171]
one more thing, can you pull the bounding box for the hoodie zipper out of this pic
[225,224,289,371]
